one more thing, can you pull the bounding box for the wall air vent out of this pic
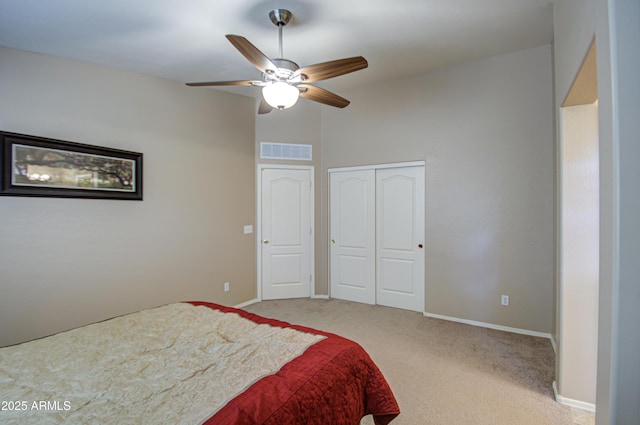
[260,142,312,161]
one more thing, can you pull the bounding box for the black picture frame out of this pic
[0,131,143,200]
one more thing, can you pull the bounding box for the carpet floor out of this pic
[244,298,595,425]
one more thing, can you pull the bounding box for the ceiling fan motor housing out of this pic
[265,58,301,83]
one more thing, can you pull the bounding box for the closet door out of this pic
[329,170,376,304]
[376,166,425,312]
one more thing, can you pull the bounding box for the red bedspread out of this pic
[189,302,399,425]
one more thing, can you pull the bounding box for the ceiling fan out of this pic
[186,9,368,114]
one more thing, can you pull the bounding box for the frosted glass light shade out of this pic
[262,82,299,110]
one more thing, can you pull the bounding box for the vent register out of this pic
[260,143,312,160]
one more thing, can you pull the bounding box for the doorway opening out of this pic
[555,39,599,410]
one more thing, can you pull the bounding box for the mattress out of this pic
[0,301,400,425]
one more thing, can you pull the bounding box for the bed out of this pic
[0,301,399,425]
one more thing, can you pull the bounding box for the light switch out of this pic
[243,225,253,234]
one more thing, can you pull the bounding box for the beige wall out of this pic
[559,103,599,405]
[554,0,640,423]
[0,47,256,347]
[321,45,555,333]
[592,0,640,423]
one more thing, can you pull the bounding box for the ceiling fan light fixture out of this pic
[262,81,299,110]
[186,8,368,114]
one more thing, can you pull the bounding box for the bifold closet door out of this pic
[376,166,425,312]
[329,170,376,304]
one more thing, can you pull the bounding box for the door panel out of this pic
[271,254,302,284]
[379,258,415,294]
[330,170,375,304]
[376,166,425,311]
[261,168,312,299]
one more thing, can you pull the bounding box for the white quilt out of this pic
[0,303,324,424]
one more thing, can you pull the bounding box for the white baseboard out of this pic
[422,311,552,340]
[233,298,260,309]
[553,381,596,412]
[235,295,328,308]
[549,334,558,354]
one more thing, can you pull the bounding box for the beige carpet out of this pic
[244,298,595,425]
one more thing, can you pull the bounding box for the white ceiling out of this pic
[0,0,554,98]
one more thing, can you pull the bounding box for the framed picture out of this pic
[0,132,143,200]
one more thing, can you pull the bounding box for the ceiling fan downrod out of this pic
[269,9,292,59]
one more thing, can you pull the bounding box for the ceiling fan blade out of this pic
[226,35,278,74]
[258,98,273,114]
[296,56,368,83]
[298,84,350,108]
[186,80,259,87]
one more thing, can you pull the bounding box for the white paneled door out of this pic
[376,166,425,312]
[329,164,425,312]
[260,167,313,300]
[329,170,376,304]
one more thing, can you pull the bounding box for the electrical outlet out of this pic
[224,282,230,292]
[501,295,509,306]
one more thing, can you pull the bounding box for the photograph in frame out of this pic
[0,132,143,200]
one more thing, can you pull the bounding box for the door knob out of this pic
[263,239,269,244]
[331,239,336,244]
[418,244,423,248]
